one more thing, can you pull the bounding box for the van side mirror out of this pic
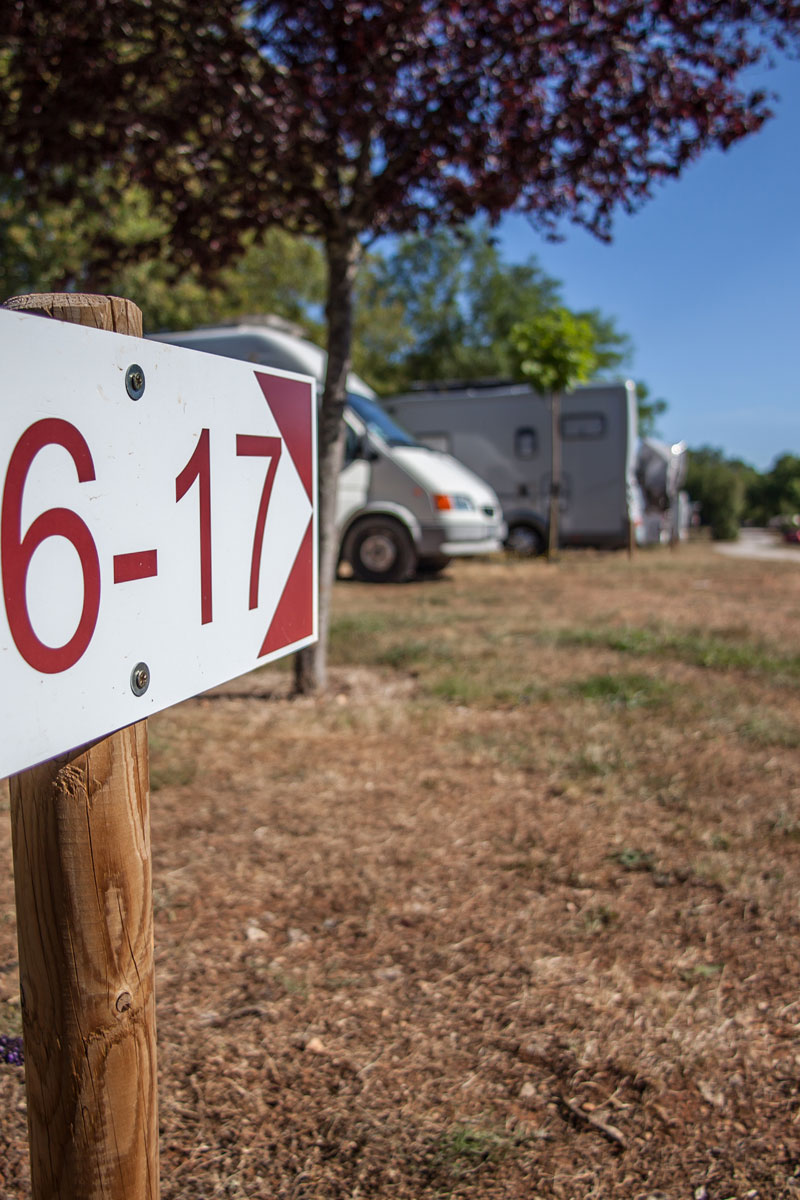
[354,435,379,463]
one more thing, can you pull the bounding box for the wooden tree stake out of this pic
[4,293,159,1200]
[547,392,561,563]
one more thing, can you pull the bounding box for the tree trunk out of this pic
[547,392,561,562]
[293,233,361,694]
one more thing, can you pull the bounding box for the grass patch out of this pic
[554,625,800,679]
[738,713,800,749]
[328,613,394,664]
[568,743,627,779]
[609,847,656,872]
[769,809,800,842]
[376,639,455,670]
[455,731,542,772]
[149,734,197,791]
[425,1123,518,1181]
[269,967,309,999]
[0,999,22,1037]
[680,963,724,984]
[571,672,676,709]
[428,672,496,705]
[427,672,544,707]
[581,904,620,934]
[329,614,462,674]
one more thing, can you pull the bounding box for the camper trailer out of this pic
[636,437,689,544]
[149,321,505,582]
[385,379,641,555]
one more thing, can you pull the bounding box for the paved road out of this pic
[714,528,800,562]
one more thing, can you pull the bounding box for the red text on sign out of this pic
[236,435,282,610]
[1,419,101,674]
[175,427,212,625]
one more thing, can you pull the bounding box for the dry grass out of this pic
[2,543,800,1197]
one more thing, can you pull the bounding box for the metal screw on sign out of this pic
[125,364,145,400]
[130,662,150,696]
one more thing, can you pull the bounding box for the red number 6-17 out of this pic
[1,418,101,674]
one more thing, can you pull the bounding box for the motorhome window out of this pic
[347,392,420,448]
[514,427,538,458]
[561,413,606,440]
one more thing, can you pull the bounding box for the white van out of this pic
[149,320,505,582]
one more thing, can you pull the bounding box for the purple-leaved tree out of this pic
[2,0,798,690]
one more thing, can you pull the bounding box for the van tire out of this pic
[505,522,545,557]
[416,555,451,577]
[348,518,417,583]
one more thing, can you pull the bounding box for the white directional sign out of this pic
[0,309,317,778]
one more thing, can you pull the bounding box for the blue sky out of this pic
[499,58,800,471]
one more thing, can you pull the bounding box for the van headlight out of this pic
[433,494,475,511]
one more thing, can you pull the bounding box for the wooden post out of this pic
[3,294,159,1200]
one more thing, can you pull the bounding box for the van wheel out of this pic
[349,519,416,583]
[416,555,451,577]
[505,523,545,557]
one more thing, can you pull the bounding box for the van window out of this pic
[347,392,420,448]
[344,424,362,465]
[561,412,606,440]
[514,427,538,458]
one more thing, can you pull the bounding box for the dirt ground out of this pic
[2,542,800,1198]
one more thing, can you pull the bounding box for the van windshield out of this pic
[347,392,420,448]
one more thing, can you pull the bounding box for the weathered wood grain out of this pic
[3,291,143,335]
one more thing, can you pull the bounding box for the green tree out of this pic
[509,307,600,559]
[685,447,756,540]
[0,170,161,296]
[353,225,629,394]
[354,226,560,389]
[635,381,669,438]
[0,174,326,333]
[746,454,800,526]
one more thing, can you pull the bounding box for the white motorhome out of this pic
[149,320,505,582]
[385,379,642,555]
[636,437,689,544]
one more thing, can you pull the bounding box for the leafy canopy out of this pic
[509,308,601,395]
[686,446,758,540]
[687,449,800,537]
[2,0,798,267]
[0,169,326,332]
[353,225,629,394]
[635,381,669,439]
[747,453,800,525]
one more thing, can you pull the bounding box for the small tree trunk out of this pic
[293,233,361,694]
[547,392,561,562]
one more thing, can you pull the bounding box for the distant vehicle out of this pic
[149,319,505,582]
[636,437,689,544]
[385,379,642,555]
[781,517,800,544]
